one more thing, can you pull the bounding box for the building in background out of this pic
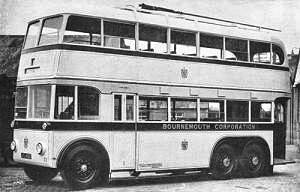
[290,51,300,150]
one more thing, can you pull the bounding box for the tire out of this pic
[4,147,18,166]
[240,143,268,177]
[211,144,238,179]
[60,145,109,189]
[24,165,58,183]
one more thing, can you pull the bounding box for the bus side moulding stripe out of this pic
[14,121,274,131]
[21,44,289,71]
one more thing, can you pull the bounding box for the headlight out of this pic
[10,120,15,128]
[10,140,16,151]
[36,143,45,155]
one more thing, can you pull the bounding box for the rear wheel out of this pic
[24,165,58,183]
[61,145,109,189]
[240,143,268,177]
[211,144,238,179]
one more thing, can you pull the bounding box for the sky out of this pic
[0,0,299,52]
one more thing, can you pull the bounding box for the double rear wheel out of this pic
[211,144,238,179]
[240,143,269,177]
[211,142,270,179]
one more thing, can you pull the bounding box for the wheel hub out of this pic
[251,156,259,166]
[223,157,231,167]
[81,164,88,172]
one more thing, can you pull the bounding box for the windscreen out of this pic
[39,16,63,46]
[23,21,40,49]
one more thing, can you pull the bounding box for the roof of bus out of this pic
[33,5,285,47]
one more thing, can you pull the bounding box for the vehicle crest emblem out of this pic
[181,140,188,150]
[24,137,28,149]
[181,67,188,78]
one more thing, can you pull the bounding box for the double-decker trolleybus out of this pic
[11,4,292,189]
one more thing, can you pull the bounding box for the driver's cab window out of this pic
[275,103,285,123]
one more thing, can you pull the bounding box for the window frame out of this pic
[38,15,64,46]
[170,97,198,121]
[103,19,136,50]
[23,20,42,49]
[137,95,168,122]
[63,15,102,46]
[138,23,168,54]
[226,100,250,122]
[77,86,101,120]
[170,29,197,56]
[250,100,274,123]
[113,93,136,122]
[199,99,225,122]
[15,86,29,119]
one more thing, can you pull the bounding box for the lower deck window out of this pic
[126,95,134,120]
[55,86,74,119]
[28,85,51,119]
[78,86,99,120]
[139,97,168,121]
[114,95,122,120]
[15,87,28,119]
[251,102,272,122]
[200,100,224,121]
[226,100,249,122]
[171,99,197,121]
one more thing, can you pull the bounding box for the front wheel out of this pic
[24,165,58,183]
[240,143,268,177]
[210,144,238,179]
[61,145,109,189]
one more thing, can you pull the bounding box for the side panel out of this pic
[17,50,60,81]
[137,130,273,170]
[13,129,53,167]
[58,50,290,93]
[52,130,135,170]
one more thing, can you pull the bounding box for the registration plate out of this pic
[21,153,32,159]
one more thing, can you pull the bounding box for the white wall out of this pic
[0,0,299,52]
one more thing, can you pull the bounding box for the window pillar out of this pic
[168,97,171,121]
[135,23,139,50]
[196,32,200,57]
[101,19,104,47]
[197,98,201,122]
[167,28,171,54]
[50,85,56,120]
[74,86,78,120]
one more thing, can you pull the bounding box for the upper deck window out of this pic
[63,16,101,45]
[39,16,63,46]
[139,24,167,53]
[225,38,248,61]
[200,34,223,59]
[23,21,40,49]
[250,41,271,64]
[272,44,284,65]
[170,30,196,56]
[104,21,135,50]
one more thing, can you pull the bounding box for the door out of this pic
[274,98,288,159]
